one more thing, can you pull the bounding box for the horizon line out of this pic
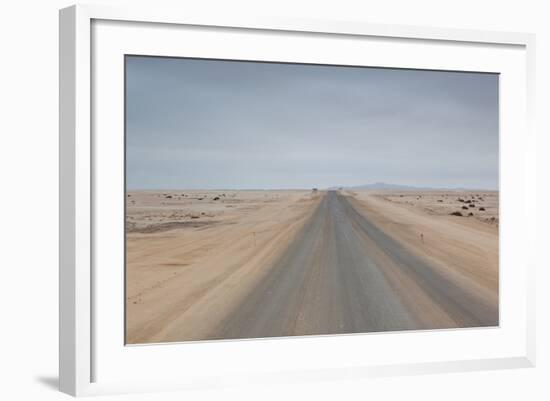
[126,186,500,192]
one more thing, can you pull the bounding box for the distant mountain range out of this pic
[327,182,481,191]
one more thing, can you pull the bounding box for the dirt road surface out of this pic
[126,190,498,343]
[211,191,498,340]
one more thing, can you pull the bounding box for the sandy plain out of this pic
[350,190,499,293]
[126,189,499,344]
[125,190,322,343]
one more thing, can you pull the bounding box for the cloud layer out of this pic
[126,56,498,190]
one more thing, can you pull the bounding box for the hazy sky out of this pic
[126,56,498,190]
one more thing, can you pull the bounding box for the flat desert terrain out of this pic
[125,189,498,344]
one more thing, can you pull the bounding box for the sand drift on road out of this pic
[125,189,498,344]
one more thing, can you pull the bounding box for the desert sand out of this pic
[125,190,322,343]
[126,189,499,344]
[350,190,499,292]
[348,190,499,319]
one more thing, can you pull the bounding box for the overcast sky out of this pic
[126,56,498,190]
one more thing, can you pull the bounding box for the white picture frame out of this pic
[59,4,536,397]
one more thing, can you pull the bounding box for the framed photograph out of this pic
[59,4,536,396]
